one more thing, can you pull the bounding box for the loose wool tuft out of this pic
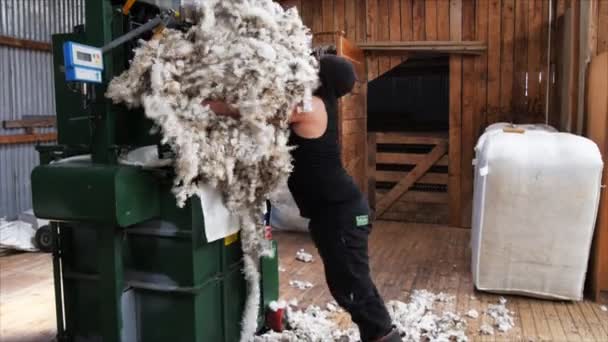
[106,1,318,340]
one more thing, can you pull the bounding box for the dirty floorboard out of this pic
[1,221,607,341]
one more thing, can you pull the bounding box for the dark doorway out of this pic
[368,56,449,132]
[367,56,450,225]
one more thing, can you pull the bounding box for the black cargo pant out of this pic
[307,197,393,342]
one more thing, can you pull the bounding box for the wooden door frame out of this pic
[363,51,464,227]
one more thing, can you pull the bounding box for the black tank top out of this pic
[287,55,361,218]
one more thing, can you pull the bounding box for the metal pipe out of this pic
[101,16,164,53]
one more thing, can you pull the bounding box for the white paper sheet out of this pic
[197,184,240,242]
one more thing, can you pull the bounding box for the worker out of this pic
[204,53,400,342]
[286,53,400,342]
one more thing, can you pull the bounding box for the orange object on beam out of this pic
[123,0,138,15]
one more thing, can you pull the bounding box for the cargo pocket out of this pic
[341,219,371,250]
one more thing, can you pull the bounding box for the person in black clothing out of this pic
[287,54,399,342]
[205,54,399,342]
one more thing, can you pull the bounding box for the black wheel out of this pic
[35,225,53,253]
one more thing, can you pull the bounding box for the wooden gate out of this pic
[368,132,449,223]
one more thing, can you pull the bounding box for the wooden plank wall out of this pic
[284,0,552,227]
[582,0,608,300]
[550,0,607,135]
[595,0,608,54]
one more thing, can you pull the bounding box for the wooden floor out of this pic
[276,222,608,342]
[0,221,607,341]
[0,251,56,342]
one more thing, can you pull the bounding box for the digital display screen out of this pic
[76,51,92,62]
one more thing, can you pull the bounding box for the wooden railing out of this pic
[1,116,56,145]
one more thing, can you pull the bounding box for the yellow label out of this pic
[224,232,239,246]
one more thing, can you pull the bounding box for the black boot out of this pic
[373,328,402,342]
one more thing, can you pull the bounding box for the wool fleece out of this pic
[106,1,319,340]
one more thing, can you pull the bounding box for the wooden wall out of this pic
[575,0,608,301]
[283,0,553,227]
[590,0,608,55]
[549,0,608,135]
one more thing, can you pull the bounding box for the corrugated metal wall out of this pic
[0,0,85,219]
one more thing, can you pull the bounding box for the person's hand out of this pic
[202,100,240,117]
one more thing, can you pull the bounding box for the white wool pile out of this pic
[256,290,469,342]
[256,293,521,341]
[479,324,494,335]
[486,298,515,333]
[296,249,314,263]
[466,309,479,319]
[289,279,314,290]
[386,290,467,342]
[325,301,340,313]
[106,0,318,253]
[254,304,360,342]
[105,1,318,340]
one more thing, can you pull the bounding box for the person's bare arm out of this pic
[203,99,318,124]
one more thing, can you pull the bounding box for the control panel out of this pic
[63,42,103,83]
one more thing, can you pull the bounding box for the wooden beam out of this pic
[587,0,598,58]
[3,117,56,129]
[449,0,463,228]
[376,189,449,204]
[346,155,362,177]
[0,35,52,52]
[359,46,485,55]
[375,143,448,216]
[375,131,448,145]
[360,40,486,46]
[376,152,449,166]
[599,0,608,53]
[460,0,476,228]
[375,170,448,184]
[0,133,57,145]
[357,41,487,55]
[569,0,581,132]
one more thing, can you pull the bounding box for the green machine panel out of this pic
[32,162,160,227]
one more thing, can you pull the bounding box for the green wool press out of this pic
[30,1,279,341]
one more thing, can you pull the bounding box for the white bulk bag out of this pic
[269,182,309,232]
[471,123,604,300]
